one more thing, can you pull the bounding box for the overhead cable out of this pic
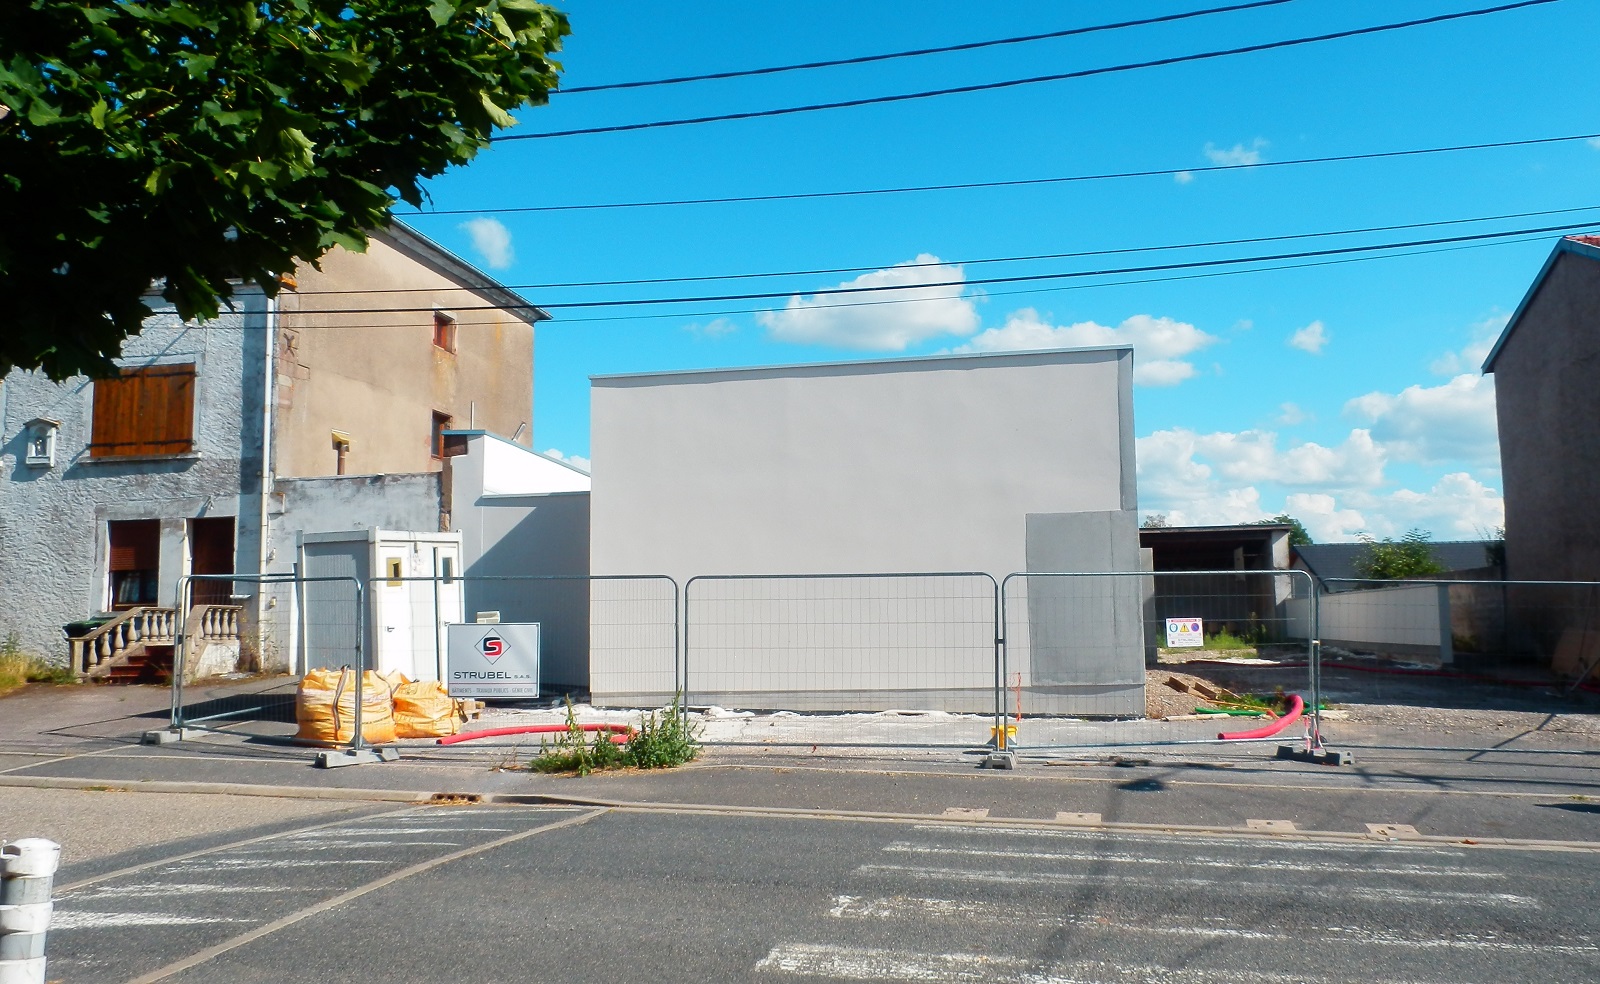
[301,203,1600,296]
[558,0,1298,94]
[267,219,1600,315]
[408,131,1600,217]
[493,0,1560,141]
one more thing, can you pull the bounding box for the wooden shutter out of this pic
[91,364,195,457]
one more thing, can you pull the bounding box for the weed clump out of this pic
[0,632,78,693]
[530,697,700,776]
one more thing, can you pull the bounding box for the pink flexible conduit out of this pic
[1218,694,1304,741]
[436,723,633,746]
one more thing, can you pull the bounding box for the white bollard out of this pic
[0,839,60,984]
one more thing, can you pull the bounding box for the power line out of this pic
[494,0,1559,141]
[408,132,1600,217]
[557,0,1298,94]
[303,203,1600,296]
[274,220,1600,316]
[254,231,1559,331]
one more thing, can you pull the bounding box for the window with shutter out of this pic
[90,364,196,458]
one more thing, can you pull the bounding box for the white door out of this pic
[431,545,464,680]
[376,548,415,678]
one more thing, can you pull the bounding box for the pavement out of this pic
[4,680,1600,983]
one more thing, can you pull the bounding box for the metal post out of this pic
[0,838,60,984]
[315,578,395,767]
[985,575,1014,768]
[145,576,202,746]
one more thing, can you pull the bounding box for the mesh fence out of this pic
[169,573,361,744]
[683,573,1001,748]
[1307,578,1600,752]
[1000,570,1318,752]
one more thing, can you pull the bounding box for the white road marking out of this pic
[754,943,1475,983]
[856,864,1540,907]
[52,911,254,930]
[231,841,462,852]
[880,841,1498,878]
[829,895,1599,955]
[908,824,1473,856]
[166,858,391,870]
[63,883,307,900]
[292,827,511,836]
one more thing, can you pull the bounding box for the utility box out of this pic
[298,529,463,681]
[445,622,540,697]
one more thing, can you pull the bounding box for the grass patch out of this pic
[0,632,78,693]
[1203,629,1261,653]
[530,697,701,776]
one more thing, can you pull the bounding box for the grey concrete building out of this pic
[589,346,1144,714]
[0,223,548,678]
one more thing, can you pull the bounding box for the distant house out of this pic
[1483,235,1600,584]
[0,222,552,680]
[1138,524,1297,644]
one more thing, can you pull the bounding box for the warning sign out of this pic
[1165,617,1204,648]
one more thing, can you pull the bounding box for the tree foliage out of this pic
[1141,514,1170,529]
[0,0,568,379]
[1250,513,1313,546]
[1353,529,1446,580]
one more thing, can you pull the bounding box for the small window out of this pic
[91,363,196,458]
[431,411,452,459]
[385,557,403,587]
[433,312,457,353]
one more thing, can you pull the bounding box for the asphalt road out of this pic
[42,804,1600,984]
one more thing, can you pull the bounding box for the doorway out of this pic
[188,517,236,606]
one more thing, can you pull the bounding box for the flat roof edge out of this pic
[589,344,1133,384]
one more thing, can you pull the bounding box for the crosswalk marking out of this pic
[855,863,1540,907]
[878,841,1498,878]
[827,895,1598,955]
[53,912,253,930]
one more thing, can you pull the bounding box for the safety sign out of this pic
[1165,617,1204,648]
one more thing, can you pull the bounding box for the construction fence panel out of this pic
[1001,570,1320,753]
[683,573,1002,748]
[169,573,362,745]
[1309,578,1600,753]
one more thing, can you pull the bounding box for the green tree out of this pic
[1141,514,1171,529]
[1353,529,1447,580]
[0,0,568,379]
[1250,513,1313,546]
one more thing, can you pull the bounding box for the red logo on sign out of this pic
[478,633,506,662]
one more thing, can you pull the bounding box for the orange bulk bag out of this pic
[295,667,398,745]
[392,680,463,739]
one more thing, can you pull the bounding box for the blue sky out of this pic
[401,0,1600,543]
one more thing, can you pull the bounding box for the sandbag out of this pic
[296,667,397,745]
[392,679,463,739]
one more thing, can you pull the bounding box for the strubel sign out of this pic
[445,623,540,697]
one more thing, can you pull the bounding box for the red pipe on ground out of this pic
[436,723,633,746]
[1219,694,1303,741]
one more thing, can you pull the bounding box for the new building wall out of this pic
[274,227,538,479]
[590,347,1142,712]
[1492,249,1600,584]
[0,293,268,663]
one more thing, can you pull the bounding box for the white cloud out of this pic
[1344,373,1499,465]
[955,310,1218,386]
[757,255,978,350]
[542,448,591,473]
[1282,493,1368,542]
[1369,472,1504,539]
[1204,138,1267,166]
[459,217,514,270]
[1287,320,1328,355]
[1429,312,1507,375]
[1141,427,1385,491]
[1275,402,1308,426]
[685,318,737,338]
[1173,170,1194,184]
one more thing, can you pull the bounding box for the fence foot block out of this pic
[314,747,401,769]
[141,728,206,745]
[983,751,1016,770]
[1276,744,1353,766]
